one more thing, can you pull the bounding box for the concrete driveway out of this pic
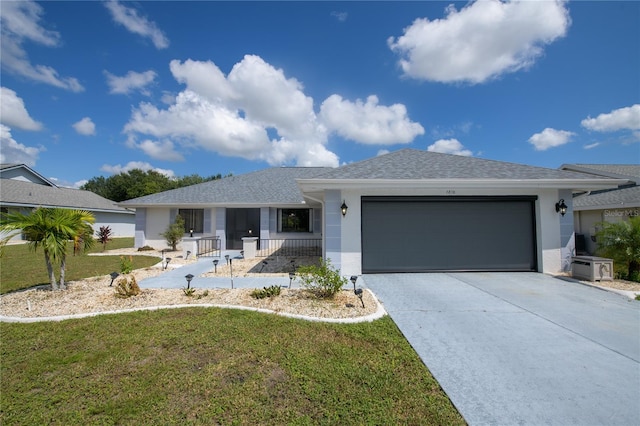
[362,272,640,426]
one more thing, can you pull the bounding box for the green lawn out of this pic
[1,309,464,425]
[0,238,160,294]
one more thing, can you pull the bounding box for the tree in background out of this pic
[0,208,96,290]
[595,216,640,282]
[162,214,185,251]
[81,169,226,202]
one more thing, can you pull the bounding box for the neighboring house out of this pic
[0,164,135,241]
[559,164,639,255]
[121,149,624,276]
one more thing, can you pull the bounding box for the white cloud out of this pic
[48,177,87,189]
[104,69,157,95]
[388,0,570,84]
[72,117,96,136]
[126,136,184,162]
[377,149,390,156]
[124,55,424,167]
[100,161,175,178]
[0,0,84,91]
[331,11,348,22]
[427,139,473,156]
[583,142,600,150]
[0,124,45,166]
[581,104,640,132]
[104,1,169,49]
[0,87,42,131]
[320,95,425,145]
[528,128,574,151]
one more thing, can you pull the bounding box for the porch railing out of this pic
[197,236,221,257]
[257,238,322,258]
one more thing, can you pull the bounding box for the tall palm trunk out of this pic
[59,255,67,289]
[43,249,58,290]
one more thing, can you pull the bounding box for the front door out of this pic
[226,208,260,250]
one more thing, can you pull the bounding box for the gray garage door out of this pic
[361,196,537,273]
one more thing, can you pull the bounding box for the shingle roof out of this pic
[572,185,640,209]
[560,164,640,182]
[311,149,614,180]
[120,167,332,206]
[0,179,133,213]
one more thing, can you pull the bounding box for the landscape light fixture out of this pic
[260,260,268,272]
[240,250,244,258]
[185,273,194,289]
[190,228,194,237]
[229,258,234,289]
[163,257,172,270]
[289,272,295,288]
[225,254,230,265]
[341,200,348,217]
[555,199,568,216]
[354,288,365,308]
[186,250,191,260]
[109,271,119,287]
[350,275,358,291]
[213,259,219,273]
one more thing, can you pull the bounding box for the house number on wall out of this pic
[445,190,456,195]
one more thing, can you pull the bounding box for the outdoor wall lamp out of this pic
[341,200,348,217]
[213,259,218,273]
[185,273,194,289]
[163,257,172,270]
[109,271,119,287]
[555,199,568,216]
[289,272,295,288]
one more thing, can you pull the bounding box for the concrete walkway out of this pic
[139,252,299,290]
[362,272,640,426]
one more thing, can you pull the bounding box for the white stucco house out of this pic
[0,164,135,241]
[559,164,639,255]
[120,149,624,276]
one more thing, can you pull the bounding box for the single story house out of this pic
[0,163,135,241]
[120,149,625,276]
[559,164,639,255]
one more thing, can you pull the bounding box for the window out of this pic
[178,209,204,234]
[279,209,312,233]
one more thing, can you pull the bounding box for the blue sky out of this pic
[1,0,638,188]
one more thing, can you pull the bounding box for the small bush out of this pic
[137,245,155,252]
[296,258,347,299]
[115,275,141,298]
[96,226,113,252]
[183,287,197,297]
[119,256,134,274]
[251,285,282,299]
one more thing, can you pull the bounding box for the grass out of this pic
[0,238,160,294]
[0,309,464,425]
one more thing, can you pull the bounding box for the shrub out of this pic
[183,287,197,297]
[114,275,141,298]
[296,258,347,299]
[595,216,640,282]
[137,245,155,251]
[96,226,113,252]
[251,285,282,299]
[162,214,185,251]
[119,255,134,274]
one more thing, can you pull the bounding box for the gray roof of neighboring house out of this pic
[308,149,617,181]
[120,167,332,207]
[0,178,133,213]
[560,164,640,210]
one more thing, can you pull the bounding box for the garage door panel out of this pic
[362,197,537,273]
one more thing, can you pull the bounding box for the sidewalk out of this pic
[138,253,297,290]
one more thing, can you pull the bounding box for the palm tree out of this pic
[595,216,640,281]
[0,208,96,290]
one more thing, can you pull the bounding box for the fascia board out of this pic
[0,201,134,214]
[116,202,310,209]
[573,202,640,211]
[297,178,627,192]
